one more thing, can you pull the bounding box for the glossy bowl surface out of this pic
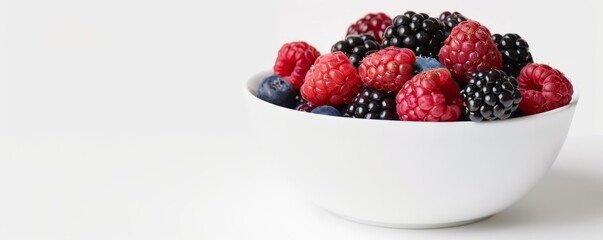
[244,71,579,228]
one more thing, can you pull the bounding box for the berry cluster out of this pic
[257,11,573,122]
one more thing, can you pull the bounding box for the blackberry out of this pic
[461,70,522,121]
[331,35,381,68]
[382,11,446,58]
[492,33,533,78]
[295,90,307,105]
[439,11,468,37]
[343,87,398,120]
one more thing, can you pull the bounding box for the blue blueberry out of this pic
[257,75,296,109]
[311,105,341,117]
[414,56,445,73]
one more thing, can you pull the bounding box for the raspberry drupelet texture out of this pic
[273,41,321,89]
[396,68,463,121]
[438,20,502,82]
[346,12,392,44]
[301,52,363,106]
[517,63,573,115]
[358,46,416,92]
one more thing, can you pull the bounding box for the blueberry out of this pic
[413,56,445,74]
[311,105,341,117]
[257,75,296,109]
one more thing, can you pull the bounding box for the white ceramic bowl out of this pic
[244,71,579,228]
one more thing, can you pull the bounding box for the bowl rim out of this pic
[244,70,580,125]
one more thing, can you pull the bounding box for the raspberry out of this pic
[517,63,573,115]
[438,20,502,82]
[273,41,321,89]
[358,47,416,91]
[396,68,462,121]
[346,13,392,44]
[301,52,363,106]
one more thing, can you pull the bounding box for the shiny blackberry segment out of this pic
[461,70,522,121]
[382,11,447,58]
[510,109,524,118]
[295,90,307,105]
[343,87,398,120]
[439,11,468,36]
[331,35,381,68]
[492,33,533,78]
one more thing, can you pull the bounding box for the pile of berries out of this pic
[257,11,574,122]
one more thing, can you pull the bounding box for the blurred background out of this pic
[0,0,601,239]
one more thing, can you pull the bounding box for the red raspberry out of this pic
[358,47,416,92]
[438,20,502,82]
[517,63,573,115]
[301,52,363,106]
[396,68,462,121]
[346,13,392,44]
[273,42,321,89]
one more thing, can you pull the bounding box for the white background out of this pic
[1,0,602,239]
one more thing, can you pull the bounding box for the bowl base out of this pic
[328,210,492,229]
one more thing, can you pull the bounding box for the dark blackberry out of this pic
[331,35,381,68]
[382,11,447,58]
[510,109,524,118]
[343,87,398,120]
[492,33,533,78]
[461,70,522,121]
[439,11,468,37]
[295,90,307,105]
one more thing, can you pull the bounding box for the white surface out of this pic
[1,0,602,239]
[246,71,579,227]
[199,136,603,240]
[0,136,601,239]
